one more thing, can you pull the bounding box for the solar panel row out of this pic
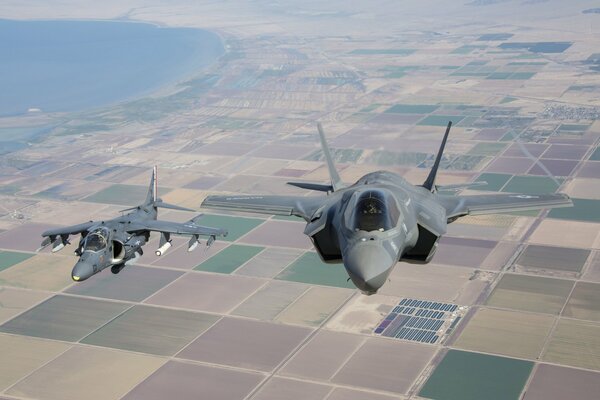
[397,298,457,312]
[415,309,445,319]
[375,298,463,344]
[395,327,439,344]
[392,306,447,319]
[405,317,444,331]
[392,306,417,315]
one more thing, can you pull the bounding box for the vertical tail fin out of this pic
[145,165,157,205]
[423,121,452,192]
[317,123,344,192]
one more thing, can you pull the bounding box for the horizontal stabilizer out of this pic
[287,181,334,192]
[153,200,194,212]
[188,214,204,224]
[437,181,487,191]
[119,200,193,213]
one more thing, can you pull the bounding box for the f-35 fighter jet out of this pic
[40,167,227,282]
[202,122,572,295]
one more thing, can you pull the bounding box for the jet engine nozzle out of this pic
[155,241,172,256]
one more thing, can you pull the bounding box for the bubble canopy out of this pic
[83,227,109,252]
[345,189,401,232]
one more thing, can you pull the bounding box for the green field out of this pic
[502,175,561,194]
[418,115,465,126]
[385,104,438,114]
[451,45,486,54]
[487,72,512,80]
[548,198,600,223]
[419,350,533,400]
[359,103,381,112]
[558,124,590,132]
[0,251,34,272]
[276,252,354,289]
[500,96,518,104]
[475,173,512,191]
[195,245,264,274]
[84,184,170,206]
[197,214,265,242]
[510,72,536,79]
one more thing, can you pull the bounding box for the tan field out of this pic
[486,273,574,315]
[543,319,600,371]
[454,307,555,359]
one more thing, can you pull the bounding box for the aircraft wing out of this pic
[126,220,227,237]
[41,221,96,238]
[201,195,326,220]
[440,193,572,219]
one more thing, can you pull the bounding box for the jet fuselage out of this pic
[305,171,441,294]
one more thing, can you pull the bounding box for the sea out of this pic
[0,19,224,117]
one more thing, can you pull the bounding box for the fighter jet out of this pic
[202,122,572,295]
[39,166,227,282]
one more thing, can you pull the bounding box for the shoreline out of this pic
[0,18,228,119]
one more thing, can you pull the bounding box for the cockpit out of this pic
[83,227,109,252]
[346,190,401,232]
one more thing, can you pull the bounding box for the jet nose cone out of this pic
[344,243,395,295]
[71,261,94,282]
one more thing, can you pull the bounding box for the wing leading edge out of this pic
[201,195,325,220]
[126,219,227,237]
[439,192,572,219]
[41,221,96,238]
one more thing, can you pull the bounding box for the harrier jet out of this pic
[39,167,227,281]
[202,122,572,295]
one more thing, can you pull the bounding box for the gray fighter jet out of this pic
[39,167,227,282]
[202,122,572,295]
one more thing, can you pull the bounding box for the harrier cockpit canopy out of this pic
[83,227,109,252]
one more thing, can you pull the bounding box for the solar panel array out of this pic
[374,298,460,344]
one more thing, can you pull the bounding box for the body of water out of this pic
[0,19,224,116]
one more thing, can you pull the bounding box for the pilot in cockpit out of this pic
[351,190,400,233]
[82,228,109,252]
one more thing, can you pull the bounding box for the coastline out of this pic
[0,18,227,118]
